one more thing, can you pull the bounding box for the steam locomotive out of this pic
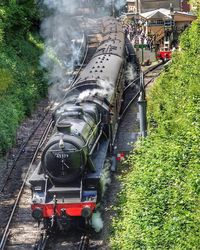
[29,17,129,232]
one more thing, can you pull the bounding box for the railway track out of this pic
[116,61,165,153]
[78,234,90,250]
[120,62,164,119]
[0,108,53,250]
[32,21,104,250]
[0,19,103,250]
[0,59,165,250]
[34,231,90,250]
[0,12,166,248]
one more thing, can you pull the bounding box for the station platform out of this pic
[135,48,157,65]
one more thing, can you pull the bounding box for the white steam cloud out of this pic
[40,0,126,102]
[90,159,112,233]
[126,63,138,81]
[104,0,126,10]
[91,211,104,233]
[42,0,78,13]
[78,79,114,102]
[40,0,86,102]
[100,159,112,198]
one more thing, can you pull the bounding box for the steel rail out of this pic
[34,232,50,250]
[0,31,89,249]
[0,107,51,193]
[0,27,91,250]
[120,62,165,120]
[124,61,163,93]
[78,234,90,250]
[143,61,163,75]
[38,120,54,150]
[0,115,53,250]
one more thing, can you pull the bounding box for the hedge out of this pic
[110,16,200,250]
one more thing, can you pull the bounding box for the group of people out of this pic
[123,23,154,51]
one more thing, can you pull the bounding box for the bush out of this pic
[0,97,24,153]
[110,18,200,250]
[0,1,47,153]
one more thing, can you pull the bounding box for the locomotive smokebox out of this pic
[41,133,87,183]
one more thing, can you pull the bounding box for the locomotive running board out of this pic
[85,137,110,182]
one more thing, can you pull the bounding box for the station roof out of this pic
[140,8,196,20]
[140,8,172,20]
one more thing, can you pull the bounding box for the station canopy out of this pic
[140,8,196,21]
[140,8,172,20]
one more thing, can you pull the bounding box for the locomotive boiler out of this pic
[29,17,128,231]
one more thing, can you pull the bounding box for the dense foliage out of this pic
[111,17,200,249]
[189,0,200,14]
[0,1,47,153]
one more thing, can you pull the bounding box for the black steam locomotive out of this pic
[29,17,129,231]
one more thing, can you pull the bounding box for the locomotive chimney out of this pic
[59,134,65,149]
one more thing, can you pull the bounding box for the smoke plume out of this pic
[40,0,86,101]
[99,159,111,198]
[91,211,104,233]
[78,79,114,102]
[42,0,78,13]
[39,0,126,102]
[126,63,138,81]
[104,0,126,10]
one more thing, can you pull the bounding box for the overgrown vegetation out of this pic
[111,15,200,250]
[0,1,47,153]
[189,0,200,14]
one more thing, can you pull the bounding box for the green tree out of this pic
[0,0,47,154]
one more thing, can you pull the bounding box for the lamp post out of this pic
[170,3,175,46]
[124,3,128,14]
[109,0,114,16]
[180,0,183,12]
[111,0,116,17]
[136,0,139,14]
[138,72,147,137]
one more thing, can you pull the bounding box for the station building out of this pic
[126,0,191,13]
[140,8,196,46]
[125,1,196,48]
